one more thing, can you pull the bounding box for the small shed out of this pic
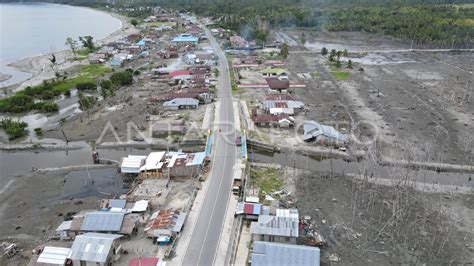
[120,155,147,174]
[36,246,71,265]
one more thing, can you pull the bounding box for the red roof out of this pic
[274,102,288,108]
[252,114,279,123]
[266,78,290,90]
[169,70,191,78]
[129,257,159,266]
[244,203,254,214]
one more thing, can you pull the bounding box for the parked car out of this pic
[235,136,242,146]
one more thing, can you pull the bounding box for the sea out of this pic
[0,2,121,87]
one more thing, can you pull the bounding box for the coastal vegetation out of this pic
[0,118,28,140]
[0,65,111,113]
[110,70,134,86]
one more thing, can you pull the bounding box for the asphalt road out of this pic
[182,24,237,266]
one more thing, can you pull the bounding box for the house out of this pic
[55,220,73,240]
[67,211,138,236]
[68,233,122,266]
[88,54,106,64]
[166,151,206,177]
[266,78,290,93]
[163,98,199,110]
[252,114,279,127]
[260,100,305,114]
[169,70,192,81]
[250,208,299,244]
[144,208,187,239]
[278,118,294,128]
[171,34,199,45]
[34,246,71,265]
[235,202,269,221]
[96,46,115,57]
[229,35,252,48]
[261,68,288,79]
[303,121,348,145]
[120,155,147,174]
[251,241,320,266]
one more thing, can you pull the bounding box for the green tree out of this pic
[77,92,96,118]
[100,79,113,98]
[76,82,97,91]
[342,49,349,57]
[130,18,138,27]
[79,36,95,51]
[321,47,328,56]
[335,59,342,69]
[280,43,289,59]
[110,71,133,86]
[347,59,353,69]
[65,37,78,57]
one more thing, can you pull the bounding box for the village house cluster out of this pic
[23,13,221,266]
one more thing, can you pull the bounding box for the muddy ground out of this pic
[295,170,474,265]
[268,30,474,165]
[0,166,196,265]
[0,169,100,264]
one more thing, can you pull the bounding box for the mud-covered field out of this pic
[295,171,474,265]
[270,30,474,165]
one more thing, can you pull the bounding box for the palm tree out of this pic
[347,60,353,69]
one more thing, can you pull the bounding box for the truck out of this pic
[232,175,242,195]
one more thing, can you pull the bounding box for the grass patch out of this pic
[0,64,111,113]
[310,71,319,78]
[251,167,283,196]
[50,65,112,93]
[77,49,93,57]
[331,66,349,80]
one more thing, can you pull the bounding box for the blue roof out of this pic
[172,34,198,43]
[136,40,146,46]
[251,241,320,266]
[187,152,206,166]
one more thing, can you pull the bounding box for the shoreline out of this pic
[2,6,137,92]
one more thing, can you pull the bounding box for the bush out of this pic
[110,71,133,86]
[34,127,43,136]
[133,70,141,76]
[76,82,97,91]
[0,118,28,140]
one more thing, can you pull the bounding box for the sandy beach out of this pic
[5,10,138,92]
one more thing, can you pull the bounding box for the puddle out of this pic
[64,167,127,198]
[0,145,151,186]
